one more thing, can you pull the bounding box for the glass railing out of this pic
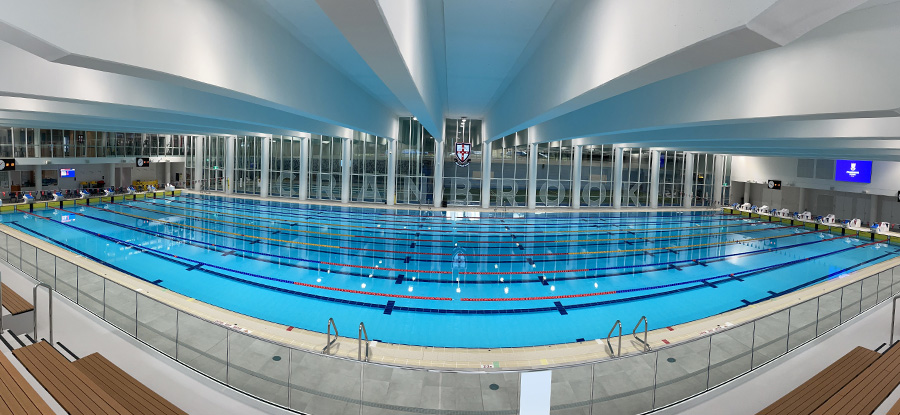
[1,227,897,414]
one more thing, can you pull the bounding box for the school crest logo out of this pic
[455,142,472,167]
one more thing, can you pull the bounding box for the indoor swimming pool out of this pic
[1,194,896,348]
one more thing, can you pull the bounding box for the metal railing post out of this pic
[0,271,3,333]
[322,318,338,354]
[633,316,651,352]
[358,322,369,362]
[891,295,900,345]
[606,320,622,357]
[33,283,53,345]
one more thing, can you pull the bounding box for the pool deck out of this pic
[5,191,898,371]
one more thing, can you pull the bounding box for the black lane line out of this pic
[554,302,568,315]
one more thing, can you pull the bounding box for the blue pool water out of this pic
[2,194,897,348]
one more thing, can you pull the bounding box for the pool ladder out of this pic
[607,316,651,357]
[322,318,338,355]
[359,322,370,362]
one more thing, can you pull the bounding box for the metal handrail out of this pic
[358,322,369,362]
[892,295,900,345]
[0,271,3,333]
[33,283,53,345]
[322,318,338,354]
[606,320,622,357]
[633,316,651,352]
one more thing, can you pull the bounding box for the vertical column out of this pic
[33,130,40,158]
[798,187,806,212]
[107,163,116,188]
[433,140,444,208]
[299,135,310,200]
[194,136,204,191]
[682,152,694,207]
[571,146,583,209]
[649,150,661,209]
[481,140,493,208]
[612,147,623,209]
[164,161,171,185]
[386,138,397,205]
[743,181,751,205]
[259,136,271,198]
[527,142,538,209]
[225,135,235,195]
[712,154,725,206]
[870,193,879,224]
[34,166,42,192]
[341,135,352,203]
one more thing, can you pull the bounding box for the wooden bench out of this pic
[12,341,133,415]
[757,346,881,415]
[0,351,54,415]
[811,341,900,415]
[0,282,33,315]
[73,353,187,415]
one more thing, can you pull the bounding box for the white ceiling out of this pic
[0,0,899,161]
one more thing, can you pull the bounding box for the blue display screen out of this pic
[834,160,872,183]
[60,168,75,178]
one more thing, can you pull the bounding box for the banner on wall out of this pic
[136,158,151,167]
[766,180,782,190]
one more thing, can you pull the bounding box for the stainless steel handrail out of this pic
[358,322,369,362]
[33,283,53,345]
[322,317,338,354]
[892,295,900,345]
[633,316,651,352]
[606,320,622,357]
[0,271,3,333]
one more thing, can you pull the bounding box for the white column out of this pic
[194,136,204,191]
[481,140,492,208]
[743,181,751,205]
[259,136,271,198]
[683,152,694,207]
[571,146,583,209]
[798,187,806,212]
[386,138,397,205]
[649,150,660,209]
[34,166,42,192]
[164,161,171,185]
[107,163,116,188]
[225,135,235,195]
[870,193,879,223]
[712,154,725,206]
[612,147,623,209]
[299,135,310,200]
[433,140,444,208]
[341,135,352,203]
[33,131,40,158]
[527,142,538,209]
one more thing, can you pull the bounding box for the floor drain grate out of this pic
[272,356,282,361]
[667,357,676,363]
[489,384,499,390]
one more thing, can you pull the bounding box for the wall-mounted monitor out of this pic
[60,168,75,178]
[834,160,872,183]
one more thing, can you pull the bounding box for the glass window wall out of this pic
[308,135,343,201]
[442,118,482,206]
[396,117,436,205]
[580,145,614,207]
[234,136,263,195]
[350,134,389,203]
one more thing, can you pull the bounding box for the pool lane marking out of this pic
[44,207,849,284]
[127,200,778,244]
[179,194,730,225]
[459,239,887,302]
[141,198,745,235]
[79,204,810,259]
[34,208,847,284]
[17,211,453,301]
[13,213,887,316]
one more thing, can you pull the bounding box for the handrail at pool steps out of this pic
[322,317,338,355]
[633,316,650,353]
[358,322,369,362]
[892,295,900,345]
[607,319,622,357]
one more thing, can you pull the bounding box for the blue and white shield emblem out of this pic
[455,142,472,167]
